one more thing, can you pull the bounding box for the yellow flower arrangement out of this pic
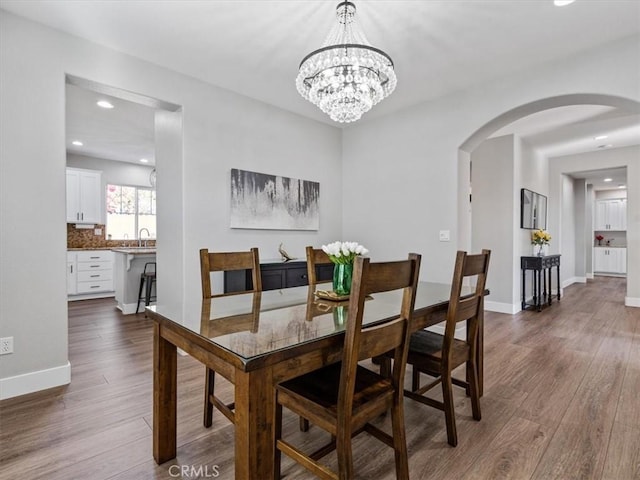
[531,229,551,246]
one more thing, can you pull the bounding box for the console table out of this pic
[521,254,561,311]
[224,259,333,293]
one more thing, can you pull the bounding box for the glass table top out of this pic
[149,281,456,361]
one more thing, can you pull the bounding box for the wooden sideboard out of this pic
[224,260,333,293]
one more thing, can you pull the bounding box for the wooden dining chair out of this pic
[306,246,332,286]
[274,253,421,480]
[199,247,262,427]
[403,249,490,447]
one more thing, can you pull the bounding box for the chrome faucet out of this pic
[138,228,151,247]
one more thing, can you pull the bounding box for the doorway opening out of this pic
[457,94,640,312]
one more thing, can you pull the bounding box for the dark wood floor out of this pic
[1,276,638,479]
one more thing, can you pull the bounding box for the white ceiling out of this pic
[2,0,639,165]
[66,83,157,165]
[570,167,627,191]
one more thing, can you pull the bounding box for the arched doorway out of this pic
[457,94,640,311]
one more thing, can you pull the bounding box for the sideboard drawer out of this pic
[286,267,309,288]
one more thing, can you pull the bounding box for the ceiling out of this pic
[3,0,639,167]
[569,167,627,191]
[66,83,157,165]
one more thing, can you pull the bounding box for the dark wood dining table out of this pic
[148,281,486,480]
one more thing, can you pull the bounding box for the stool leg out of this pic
[145,277,154,311]
[135,276,145,314]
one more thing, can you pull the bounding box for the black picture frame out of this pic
[521,188,547,230]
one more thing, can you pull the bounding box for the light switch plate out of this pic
[439,230,450,242]
[0,337,13,355]
[94,228,102,236]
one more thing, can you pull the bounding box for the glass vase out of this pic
[332,263,353,296]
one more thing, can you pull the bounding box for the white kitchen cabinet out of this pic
[595,199,627,231]
[67,251,77,295]
[66,168,102,224]
[594,247,626,274]
[68,250,115,298]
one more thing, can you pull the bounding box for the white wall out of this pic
[519,140,549,254]
[573,178,587,281]
[471,135,516,309]
[0,11,343,398]
[586,184,594,275]
[343,34,640,301]
[560,175,576,286]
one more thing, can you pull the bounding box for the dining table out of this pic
[148,281,487,480]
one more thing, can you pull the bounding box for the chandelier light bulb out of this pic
[296,1,396,123]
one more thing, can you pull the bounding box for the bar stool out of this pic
[136,262,156,314]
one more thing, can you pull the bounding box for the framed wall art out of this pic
[230,168,320,230]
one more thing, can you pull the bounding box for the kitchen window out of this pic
[106,184,156,240]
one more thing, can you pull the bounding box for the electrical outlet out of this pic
[0,337,13,355]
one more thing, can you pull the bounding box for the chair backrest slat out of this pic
[199,247,262,298]
[358,318,406,361]
[337,253,421,424]
[443,249,491,361]
[305,246,332,286]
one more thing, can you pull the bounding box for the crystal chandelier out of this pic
[296,1,397,123]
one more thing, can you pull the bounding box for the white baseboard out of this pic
[0,362,71,400]
[484,300,520,315]
[562,277,586,288]
[116,301,155,315]
[625,297,640,308]
[68,292,115,302]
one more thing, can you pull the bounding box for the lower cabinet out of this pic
[224,260,333,293]
[594,247,626,274]
[67,252,77,295]
[68,250,115,298]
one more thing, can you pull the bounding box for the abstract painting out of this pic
[230,168,320,230]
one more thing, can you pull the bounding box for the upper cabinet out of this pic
[66,168,102,224]
[595,199,626,231]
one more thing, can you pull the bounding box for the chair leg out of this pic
[299,417,309,432]
[203,368,215,428]
[336,427,354,480]
[135,276,145,314]
[274,400,283,480]
[412,367,420,391]
[467,359,482,421]
[379,356,391,378]
[441,370,458,447]
[390,397,409,480]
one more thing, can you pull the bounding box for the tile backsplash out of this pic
[67,224,156,249]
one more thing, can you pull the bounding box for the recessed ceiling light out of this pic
[554,0,575,6]
[618,185,626,189]
[140,158,149,163]
[603,178,613,182]
[96,100,114,109]
[594,135,608,140]
[71,140,83,146]
[597,144,613,149]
